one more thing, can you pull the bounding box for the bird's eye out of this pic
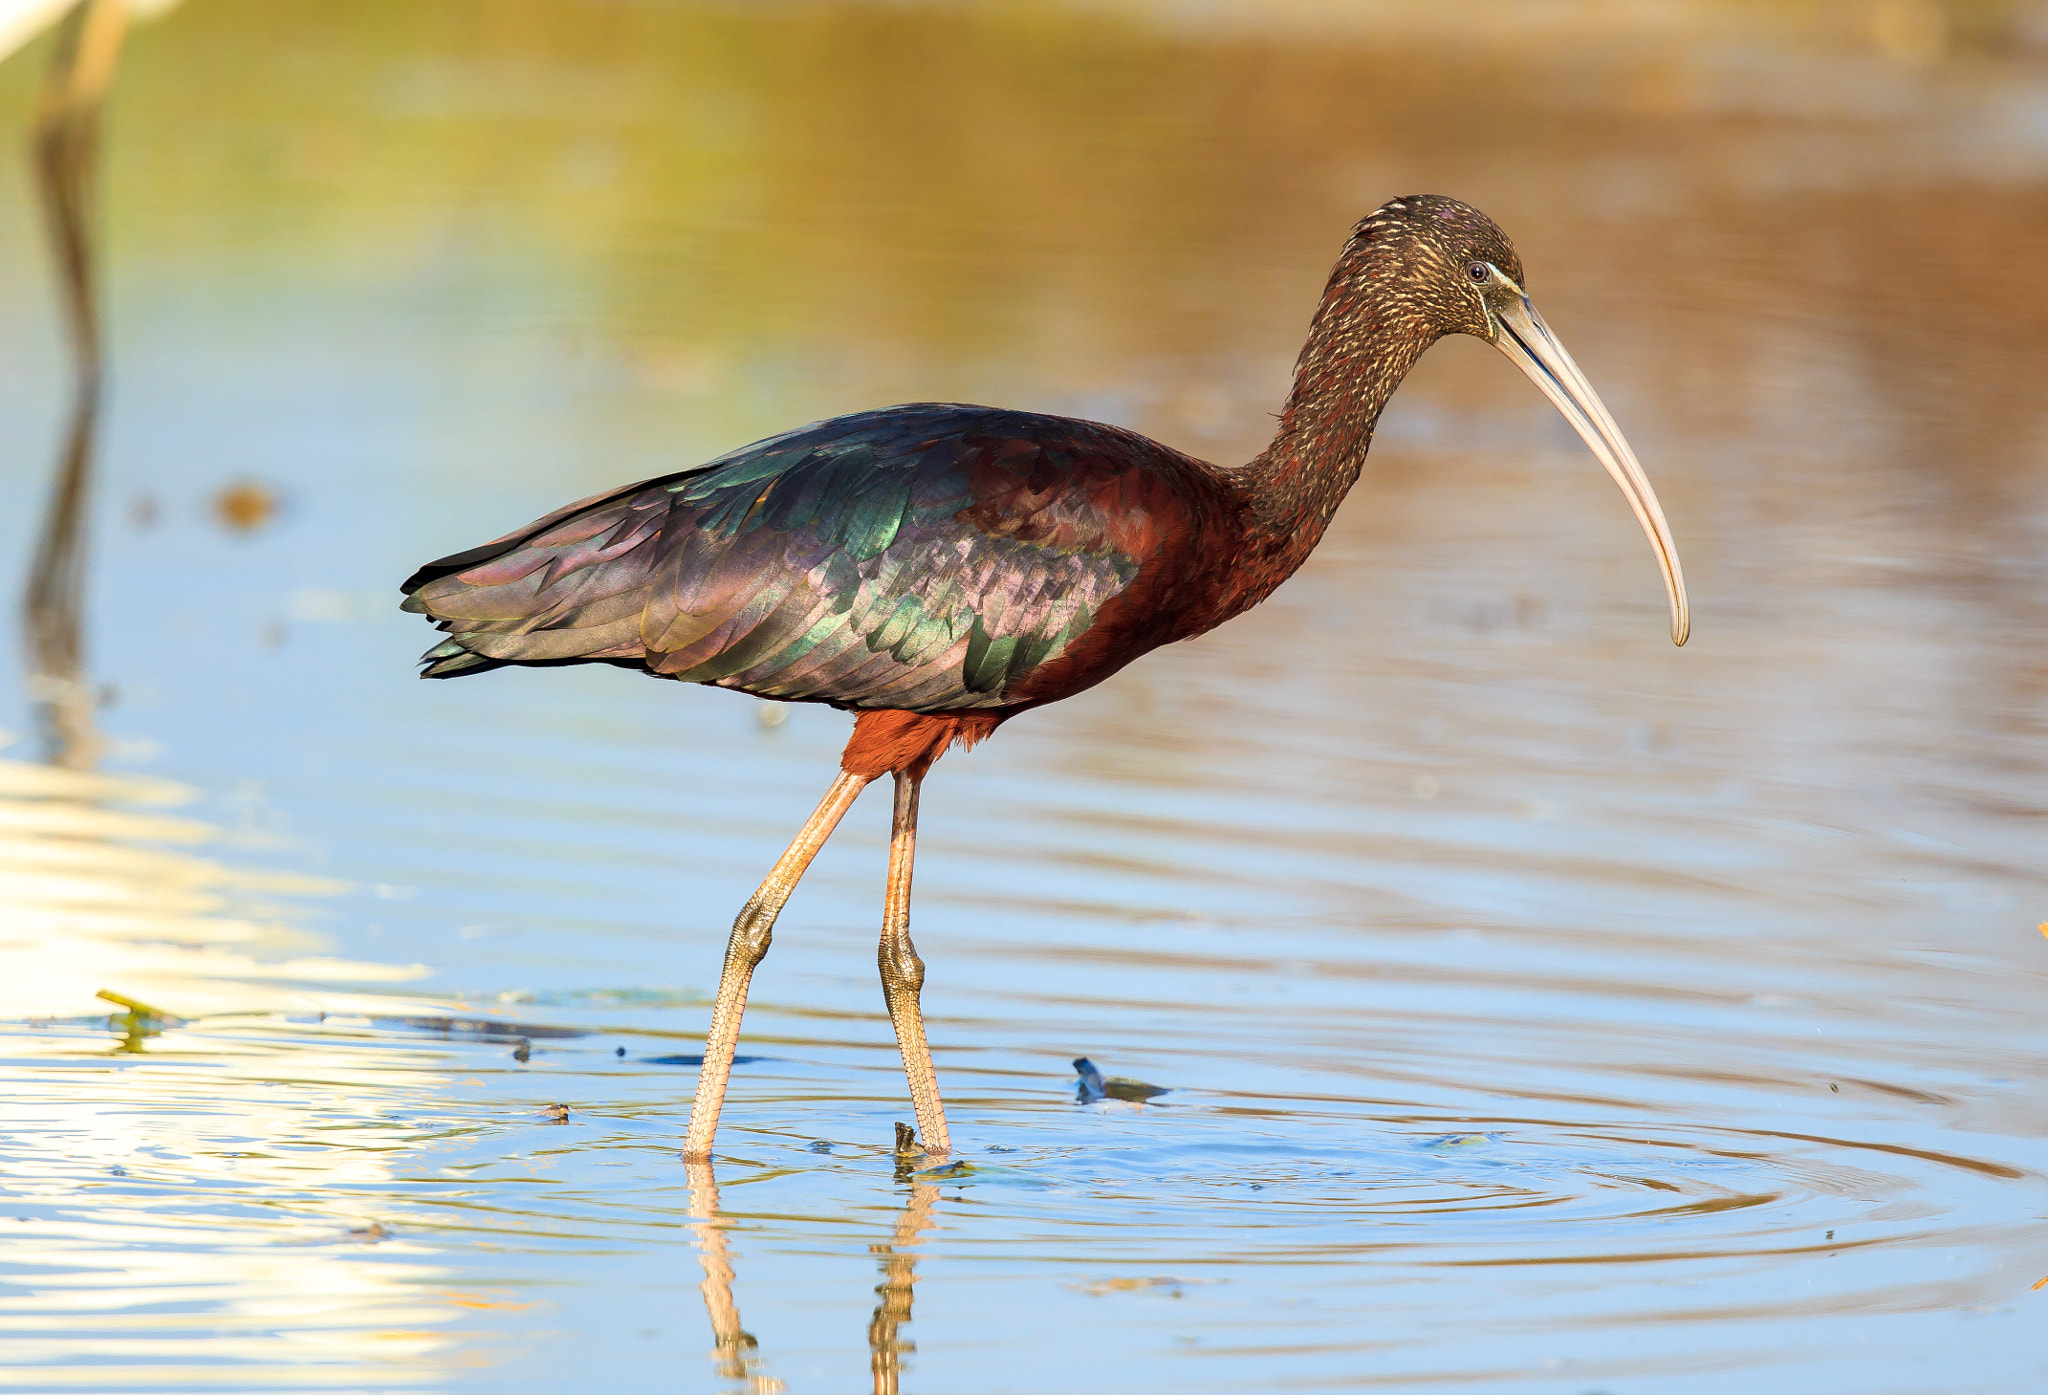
[1467,262,1491,283]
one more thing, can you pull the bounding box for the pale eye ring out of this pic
[1467,261,1490,283]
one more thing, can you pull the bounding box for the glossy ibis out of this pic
[401,196,1688,1160]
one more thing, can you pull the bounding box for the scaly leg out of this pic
[683,768,871,1160]
[880,770,950,1155]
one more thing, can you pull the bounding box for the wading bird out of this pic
[402,196,1688,1161]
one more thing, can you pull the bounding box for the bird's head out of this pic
[1343,195,1689,646]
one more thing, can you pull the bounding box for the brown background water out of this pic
[0,1,2044,1390]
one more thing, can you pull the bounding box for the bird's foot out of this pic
[892,1120,925,1176]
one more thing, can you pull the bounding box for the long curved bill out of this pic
[1488,292,1689,646]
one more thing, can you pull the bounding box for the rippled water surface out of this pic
[2,2,2045,1390]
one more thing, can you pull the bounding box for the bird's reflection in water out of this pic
[684,1162,777,1393]
[868,1164,940,1395]
[686,1155,943,1395]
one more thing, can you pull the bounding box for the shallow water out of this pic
[2,2,2046,1390]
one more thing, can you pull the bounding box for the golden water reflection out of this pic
[0,754,424,1022]
[0,754,484,1382]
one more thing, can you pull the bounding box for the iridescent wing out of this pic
[402,404,1205,712]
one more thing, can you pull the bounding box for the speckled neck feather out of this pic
[1226,195,1521,610]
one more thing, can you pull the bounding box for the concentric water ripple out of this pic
[4,986,2041,1394]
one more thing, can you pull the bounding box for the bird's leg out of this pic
[683,768,871,1160]
[880,770,950,1155]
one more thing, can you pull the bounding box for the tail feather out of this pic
[418,639,498,678]
[401,476,689,681]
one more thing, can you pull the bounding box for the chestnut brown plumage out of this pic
[402,195,1689,1159]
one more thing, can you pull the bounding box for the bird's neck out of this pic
[1228,273,1439,589]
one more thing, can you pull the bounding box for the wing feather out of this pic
[403,404,1198,710]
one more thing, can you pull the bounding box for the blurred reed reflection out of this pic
[20,0,125,769]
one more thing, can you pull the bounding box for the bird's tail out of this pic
[398,472,691,681]
[414,637,501,679]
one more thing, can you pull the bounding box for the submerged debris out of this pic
[1073,1057,1169,1103]
[96,989,176,1021]
[373,1015,587,1044]
[1422,1133,1491,1150]
[283,1221,394,1247]
[1073,1276,1194,1297]
[212,479,282,535]
[97,989,180,1053]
